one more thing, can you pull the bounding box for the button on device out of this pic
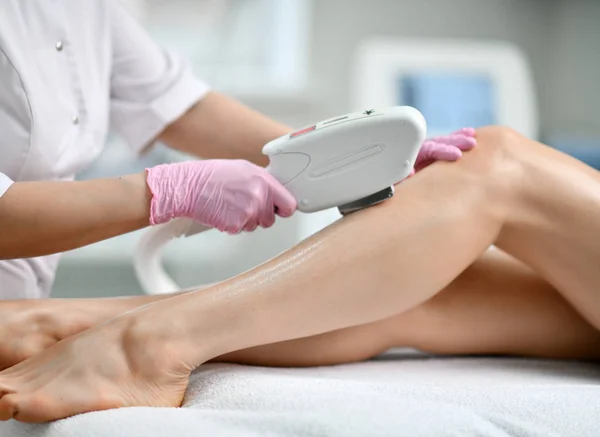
[55,41,64,51]
[72,115,79,125]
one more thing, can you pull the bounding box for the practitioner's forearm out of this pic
[0,173,150,259]
[159,92,291,167]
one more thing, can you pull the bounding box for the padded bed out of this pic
[1,349,599,436]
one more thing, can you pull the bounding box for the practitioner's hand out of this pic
[413,127,477,173]
[146,160,297,234]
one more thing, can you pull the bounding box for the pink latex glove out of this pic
[411,127,477,175]
[146,159,297,234]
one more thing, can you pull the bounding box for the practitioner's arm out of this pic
[0,173,151,259]
[158,92,291,166]
[0,157,299,259]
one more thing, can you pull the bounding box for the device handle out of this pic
[133,218,211,295]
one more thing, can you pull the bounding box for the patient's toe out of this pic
[0,392,59,423]
[11,393,58,423]
[0,393,19,421]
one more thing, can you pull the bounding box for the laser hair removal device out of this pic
[264,105,425,214]
[134,106,427,294]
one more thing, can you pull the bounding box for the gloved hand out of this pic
[411,127,477,175]
[146,159,297,234]
[412,127,477,174]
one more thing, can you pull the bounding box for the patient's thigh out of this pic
[403,249,600,360]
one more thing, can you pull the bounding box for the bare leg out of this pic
[495,140,600,327]
[2,127,600,422]
[405,249,600,359]
[3,248,598,370]
[217,249,600,367]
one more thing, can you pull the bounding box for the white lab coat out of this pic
[0,0,209,298]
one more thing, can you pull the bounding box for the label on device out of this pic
[290,125,316,139]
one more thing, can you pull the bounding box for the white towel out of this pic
[2,350,599,437]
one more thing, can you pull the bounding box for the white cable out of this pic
[134,218,211,295]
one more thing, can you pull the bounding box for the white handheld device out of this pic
[263,106,426,214]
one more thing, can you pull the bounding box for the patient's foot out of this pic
[0,299,139,370]
[0,305,200,423]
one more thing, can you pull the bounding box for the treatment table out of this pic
[2,349,599,436]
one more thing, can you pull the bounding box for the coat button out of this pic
[55,41,64,51]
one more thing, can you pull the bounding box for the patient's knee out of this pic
[459,126,525,182]
[475,126,528,159]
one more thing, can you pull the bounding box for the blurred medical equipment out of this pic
[134,106,427,294]
[352,38,539,140]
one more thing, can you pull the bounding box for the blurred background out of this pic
[54,0,600,298]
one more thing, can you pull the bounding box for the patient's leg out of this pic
[2,249,598,372]
[404,249,600,359]
[217,249,600,367]
[3,126,600,422]
[494,140,600,327]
